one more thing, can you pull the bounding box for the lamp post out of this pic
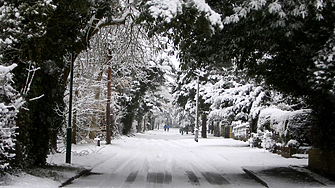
[66,52,74,164]
[195,76,199,142]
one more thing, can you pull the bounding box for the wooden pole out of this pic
[195,76,199,142]
[106,66,112,144]
[106,49,112,145]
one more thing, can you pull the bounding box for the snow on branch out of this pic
[147,0,223,29]
[0,64,18,75]
[86,9,132,42]
[192,0,223,29]
[21,62,40,97]
[29,94,44,101]
[0,63,21,171]
[224,0,330,25]
[96,10,132,31]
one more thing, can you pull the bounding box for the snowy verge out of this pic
[0,164,88,187]
[1,172,60,188]
[2,140,114,187]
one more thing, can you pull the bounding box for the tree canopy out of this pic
[144,0,335,150]
[1,0,335,173]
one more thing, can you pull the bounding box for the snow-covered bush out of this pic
[0,64,24,172]
[257,107,312,147]
[262,131,277,150]
[248,132,262,148]
[286,139,299,149]
[248,130,277,151]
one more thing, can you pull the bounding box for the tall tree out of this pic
[2,0,135,167]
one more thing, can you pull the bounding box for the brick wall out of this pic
[309,148,335,177]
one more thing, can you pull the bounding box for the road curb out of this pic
[242,167,269,188]
[59,168,92,187]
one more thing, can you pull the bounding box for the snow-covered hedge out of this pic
[257,107,312,146]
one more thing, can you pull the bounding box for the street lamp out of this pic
[195,76,199,142]
[66,52,74,164]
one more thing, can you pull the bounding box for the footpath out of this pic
[242,166,335,188]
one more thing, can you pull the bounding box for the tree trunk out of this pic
[201,114,207,138]
[89,117,96,140]
[143,116,146,132]
[214,122,220,137]
[151,118,155,130]
[137,120,141,133]
[110,108,116,136]
[211,121,214,134]
[106,66,112,144]
[90,70,103,139]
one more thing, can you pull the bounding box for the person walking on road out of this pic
[180,127,184,135]
[164,125,167,131]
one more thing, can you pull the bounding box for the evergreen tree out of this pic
[0,64,24,173]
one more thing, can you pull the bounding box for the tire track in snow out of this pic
[188,142,266,188]
[68,130,265,187]
[187,150,230,187]
[69,139,149,188]
[141,138,174,187]
[167,137,261,188]
[117,139,151,188]
[131,136,199,187]
[185,171,200,186]
[163,139,220,187]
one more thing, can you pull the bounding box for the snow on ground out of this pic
[3,128,331,187]
[1,173,60,188]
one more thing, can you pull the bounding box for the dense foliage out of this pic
[145,0,335,150]
[0,64,24,173]
[1,0,136,167]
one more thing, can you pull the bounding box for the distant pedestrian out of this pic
[180,127,184,135]
[167,125,170,132]
[164,125,167,131]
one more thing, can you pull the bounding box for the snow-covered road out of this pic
[52,128,332,188]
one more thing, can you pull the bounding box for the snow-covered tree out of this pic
[0,0,228,167]
[204,66,310,145]
[172,59,311,147]
[212,0,335,150]
[172,68,212,136]
[67,12,177,140]
[152,0,335,150]
[0,64,24,172]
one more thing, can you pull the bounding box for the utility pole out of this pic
[195,76,199,142]
[66,52,74,164]
[106,49,112,144]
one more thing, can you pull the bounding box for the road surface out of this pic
[66,128,331,188]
